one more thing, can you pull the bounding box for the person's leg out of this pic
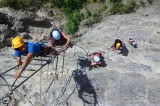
[122,47,126,56]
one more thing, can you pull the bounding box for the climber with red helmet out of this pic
[11,36,56,78]
[89,52,102,68]
[50,29,74,51]
[111,39,126,55]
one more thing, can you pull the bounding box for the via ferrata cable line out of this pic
[45,55,59,93]
[40,56,42,105]
[61,51,65,85]
[0,47,55,105]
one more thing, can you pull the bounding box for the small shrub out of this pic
[0,0,38,9]
[86,11,101,27]
[98,4,108,13]
[110,0,136,14]
[65,10,81,34]
[110,2,124,14]
[83,7,92,19]
[110,0,122,3]
[65,19,78,35]
[0,0,15,7]
[140,0,145,7]
[51,0,87,10]
[66,10,82,23]
[123,0,136,13]
[147,0,153,4]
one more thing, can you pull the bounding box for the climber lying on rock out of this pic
[89,52,102,68]
[111,39,127,56]
[11,36,57,78]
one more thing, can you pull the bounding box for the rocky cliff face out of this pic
[0,0,160,106]
[0,7,64,48]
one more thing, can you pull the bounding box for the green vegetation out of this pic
[147,0,153,4]
[110,2,124,14]
[0,0,153,35]
[65,10,82,35]
[50,0,107,34]
[50,0,86,10]
[110,0,136,14]
[86,11,101,27]
[140,0,146,7]
[0,0,106,35]
[0,0,40,9]
[110,0,122,3]
[84,4,107,27]
[50,0,87,35]
[124,0,136,13]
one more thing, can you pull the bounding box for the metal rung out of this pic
[40,55,51,57]
[30,63,43,65]
[34,59,49,61]
[27,69,36,71]
[0,84,17,87]
[2,74,28,78]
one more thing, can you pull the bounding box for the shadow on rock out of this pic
[78,58,91,69]
[72,69,98,106]
[20,18,52,33]
[0,12,13,27]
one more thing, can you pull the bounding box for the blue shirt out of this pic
[15,42,44,57]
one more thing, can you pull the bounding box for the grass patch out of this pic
[140,0,146,7]
[124,0,136,13]
[83,3,107,27]
[65,10,82,34]
[147,0,153,4]
[110,0,122,3]
[0,0,42,9]
[110,2,124,14]
[110,0,136,14]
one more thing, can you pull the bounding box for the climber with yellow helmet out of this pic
[50,29,74,51]
[11,36,56,78]
[111,39,126,55]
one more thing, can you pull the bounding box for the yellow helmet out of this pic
[116,43,121,47]
[11,36,24,49]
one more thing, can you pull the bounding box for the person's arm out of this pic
[17,57,22,68]
[111,44,116,50]
[89,55,94,60]
[15,53,33,78]
[61,32,70,50]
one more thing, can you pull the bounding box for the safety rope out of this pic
[1,41,92,105]
[40,56,42,105]
[45,55,58,93]
[53,45,90,105]
[54,55,81,105]
[39,48,65,106]
[61,51,65,85]
[40,42,93,106]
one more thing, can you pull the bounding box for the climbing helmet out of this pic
[52,30,61,40]
[93,55,100,62]
[11,36,24,49]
